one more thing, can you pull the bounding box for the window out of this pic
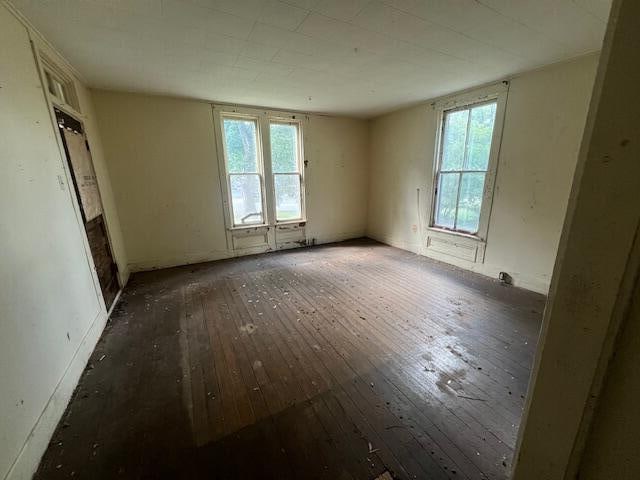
[432,100,498,235]
[271,122,303,222]
[45,70,69,104]
[39,53,80,111]
[222,117,265,226]
[218,110,306,228]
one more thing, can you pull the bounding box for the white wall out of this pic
[367,54,599,293]
[512,0,640,476]
[91,90,369,271]
[577,279,640,479]
[0,4,126,479]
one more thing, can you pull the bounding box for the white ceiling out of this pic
[13,0,611,117]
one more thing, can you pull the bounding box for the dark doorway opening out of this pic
[55,107,119,309]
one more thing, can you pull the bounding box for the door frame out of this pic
[30,39,122,313]
[55,107,121,309]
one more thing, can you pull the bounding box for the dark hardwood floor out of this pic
[36,239,544,480]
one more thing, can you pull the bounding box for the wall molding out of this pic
[127,231,367,274]
[367,231,550,294]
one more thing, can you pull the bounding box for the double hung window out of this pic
[270,122,303,222]
[432,100,499,236]
[219,111,305,228]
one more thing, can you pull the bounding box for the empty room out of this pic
[2,0,640,479]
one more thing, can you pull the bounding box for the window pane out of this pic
[434,173,459,229]
[274,174,302,221]
[466,102,497,171]
[270,123,299,173]
[456,172,485,233]
[229,174,263,225]
[441,109,469,171]
[223,118,258,173]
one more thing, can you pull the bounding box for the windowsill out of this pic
[276,220,306,227]
[228,220,307,231]
[427,226,485,243]
[228,224,269,231]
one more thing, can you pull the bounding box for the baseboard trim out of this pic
[107,289,123,317]
[127,233,367,274]
[367,232,550,295]
[4,309,108,480]
[128,250,232,273]
[308,231,367,246]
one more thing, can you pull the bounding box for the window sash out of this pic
[433,99,497,235]
[222,117,260,174]
[221,114,266,227]
[269,120,305,223]
[228,173,265,226]
[270,121,301,174]
[217,108,307,230]
[434,171,486,234]
[273,173,303,222]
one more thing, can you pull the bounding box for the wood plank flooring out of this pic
[35,239,544,480]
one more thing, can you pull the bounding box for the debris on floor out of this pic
[373,471,394,480]
[239,323,257,334]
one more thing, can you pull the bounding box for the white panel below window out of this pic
[275,223,306,249]
[426,232,485,263]
[231,228,270,251]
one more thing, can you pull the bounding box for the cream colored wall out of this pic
[91,90,369,271]
[304,114,369,244]
[0,4,126,479]
[577,278,640,479]
[367,54,599,293]
[91,92,228,270]
[512,0,640,476]
[73,84,129,283]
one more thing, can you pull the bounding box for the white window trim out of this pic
[428,82,508,242]
[217,111,268,229]
[212,105,307,232]
[39,52,81,114]
[269,116,307,225]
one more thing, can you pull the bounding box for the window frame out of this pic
[218,112,268,228]
[269,118,306,224]
[213,106,307,232]
[39,52,80,113]
[429,84,508,241]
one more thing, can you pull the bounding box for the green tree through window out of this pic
[270,123,302,221]
[221,115,305,226]
[223,118,263,225]
[434,101,497,234]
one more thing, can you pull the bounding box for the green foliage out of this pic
[223,120,299,174]
[223,119,302,222]
[223,119,257,173]
[270,124,298,173]
[441,102,496,172]
[275,173,301,220]
[436,101,496,233]
[467,103,496,170]
[271,124,302,220]
[442,110,467,170]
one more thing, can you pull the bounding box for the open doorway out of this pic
[55,107,119,309]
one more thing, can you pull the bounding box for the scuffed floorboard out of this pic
[35,239,544,479]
